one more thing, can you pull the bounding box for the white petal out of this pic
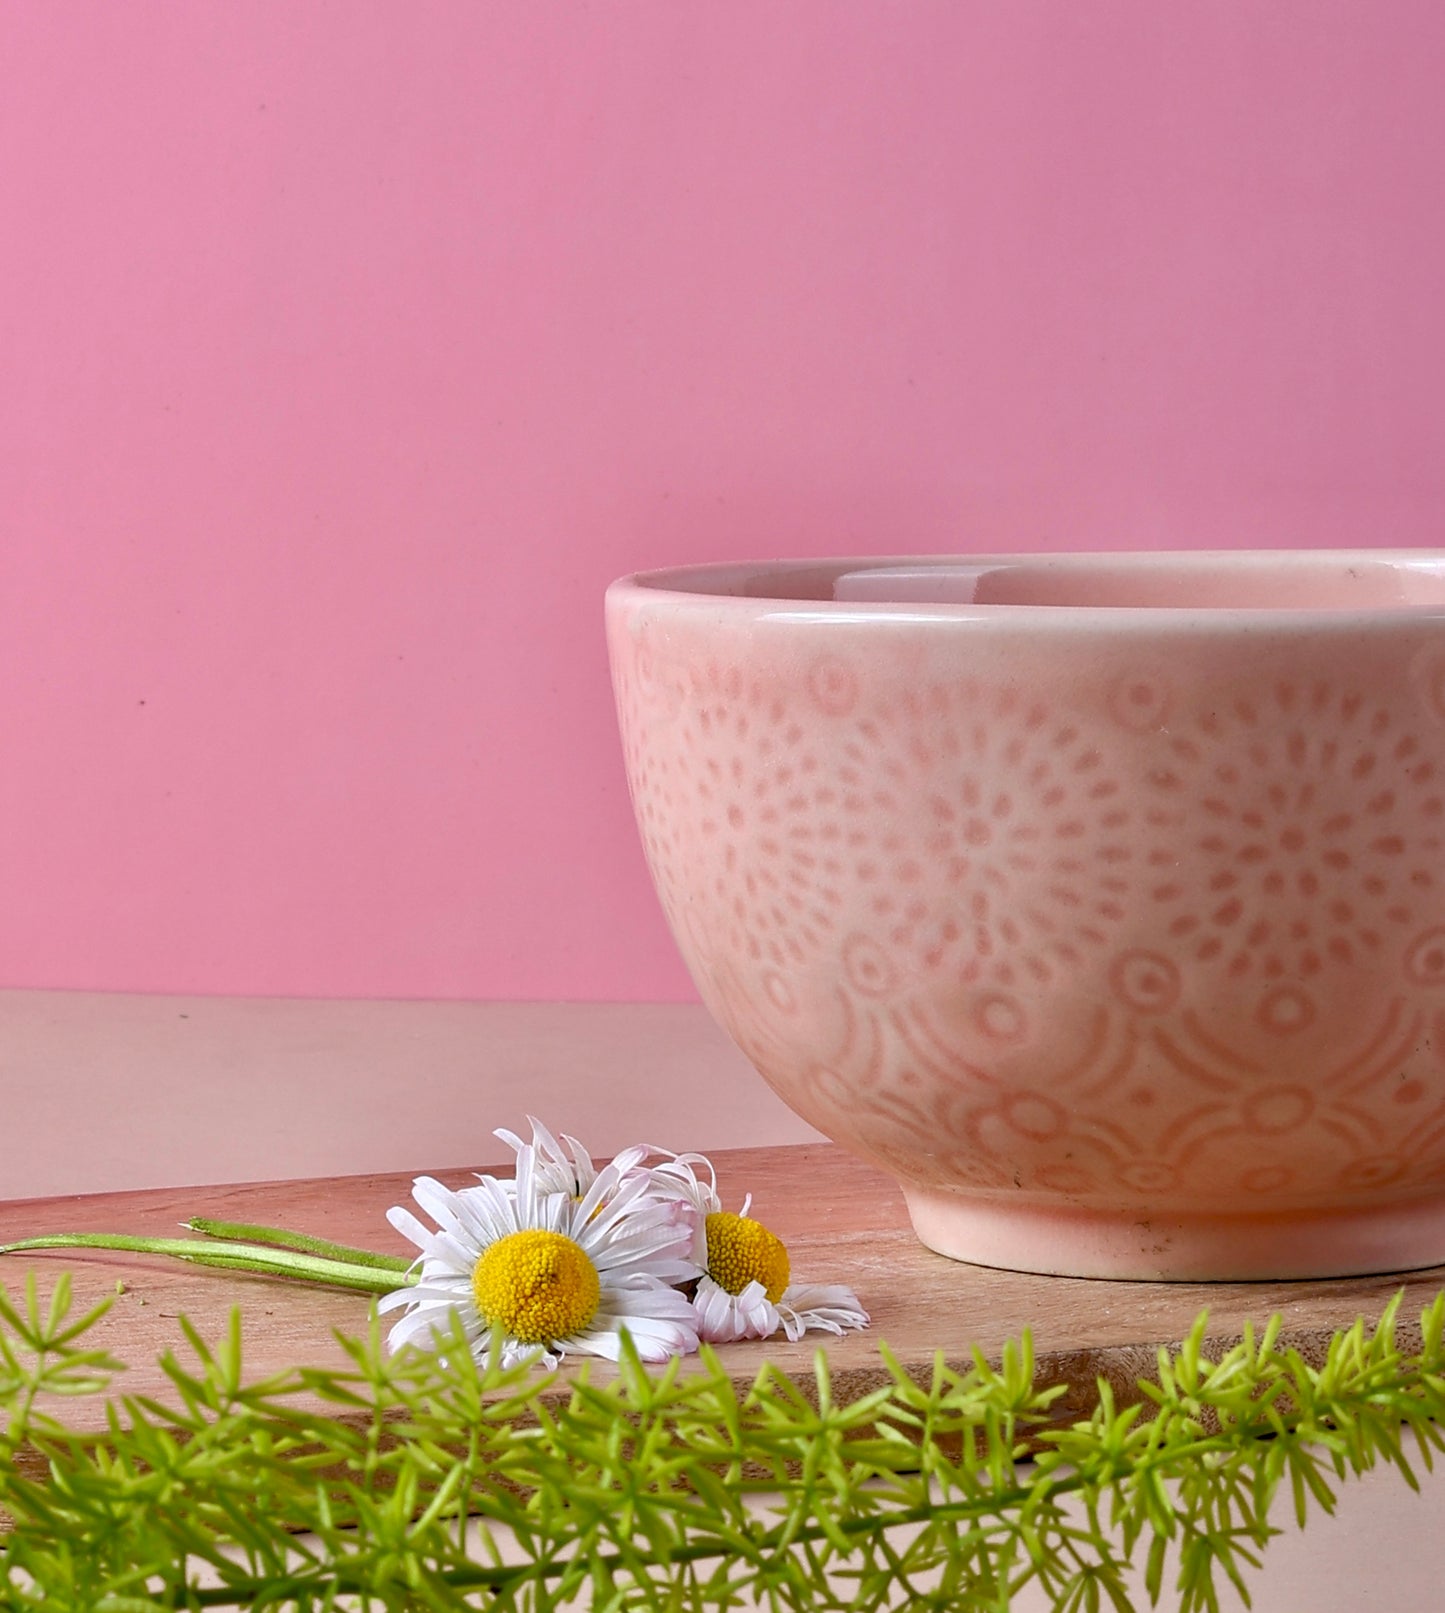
[572,1175,621,1232]
[593,1310,691,1359]
[407,1177,469,1240]
[526,1115,567,1160]
[603,1280,698,1321]
[606,1142,650,1179]
[386,1204,438,1253]
[566,1312,698,1363]
[383,1294,484,1356]
[512,1146,537,1213]
[559,1129,599,1190]
[375,1285,419,1317]
[577,1163,648,1235]
[552,1269,703,1362]
[691,1276,780,1343]
[541,1190,574,1234]
[385,1275,471,1307]
[388,1187,487,1277]
[583,1204,704,1283]
[776,1283,870,1342]
[455,1179,519,1245]
[498,1337,559,1371]
[646,1152,722,1216]
[427,1230,486,1276]
[691,1279,730,1337]
[561,1327,629,1362]
[529,1118,583,1193]
[730,1281,781,1339]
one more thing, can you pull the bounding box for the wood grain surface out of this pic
[3,1142,1443,1434]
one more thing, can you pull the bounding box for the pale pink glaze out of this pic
[608,552,1445,1279]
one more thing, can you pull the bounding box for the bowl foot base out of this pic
[902,1184,1445,1281]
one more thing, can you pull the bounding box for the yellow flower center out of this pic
[470,1229,601,1344]
[704,1211,791,1304]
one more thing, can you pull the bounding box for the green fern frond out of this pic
[2,1279,1443,1611]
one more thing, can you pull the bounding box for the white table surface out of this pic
[1,990,821,1201]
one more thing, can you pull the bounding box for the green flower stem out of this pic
[0,1234,416,1295]
[183,1217,413,1274]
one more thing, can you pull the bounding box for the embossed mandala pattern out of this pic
[612,630,1445,1213]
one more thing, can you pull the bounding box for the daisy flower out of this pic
[378,1144,700,1369]
[493,1115,649,1203]
[491,1115,703,1276]
[649,1153,869,1345]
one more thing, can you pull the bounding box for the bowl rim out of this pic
[606,549,1445,626]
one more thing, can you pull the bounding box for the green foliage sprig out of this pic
[2,1276,1444,1612]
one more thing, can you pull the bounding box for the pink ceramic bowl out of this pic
[607,552,1445,1279]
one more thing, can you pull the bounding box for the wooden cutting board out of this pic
[2,1142,1442,1435]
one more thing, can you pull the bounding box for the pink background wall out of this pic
[3,1,1444,1003]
